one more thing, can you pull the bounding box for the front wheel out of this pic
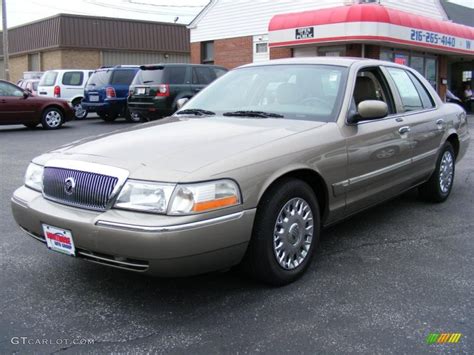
[242,178,320,286]
[418,142,455,203]
[41,108,64,130]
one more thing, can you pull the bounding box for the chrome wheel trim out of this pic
[74,103,87,118]
[45,110,62,127]
[439,151,454,194]
[273,197,314,270]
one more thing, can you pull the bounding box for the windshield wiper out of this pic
[142,81,155,84]
[176,109,216,116]
[223,110,284,118]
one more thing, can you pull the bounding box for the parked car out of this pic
[37,69,94,119]
[11,58,469,285]
[18,79,40,95]
[0,80,75,129]
[82,65,140,122]
[128,63,227,122]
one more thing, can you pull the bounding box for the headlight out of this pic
[24,163,44,192]
[115,180,175,214]
[169,179,241,215]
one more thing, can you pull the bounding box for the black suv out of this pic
[128,64,227,121]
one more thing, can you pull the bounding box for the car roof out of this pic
[139,63,227,70]
[239,57,409,69]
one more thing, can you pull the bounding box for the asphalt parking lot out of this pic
[0,116,473,354]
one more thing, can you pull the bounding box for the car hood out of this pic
[40,116,327,182]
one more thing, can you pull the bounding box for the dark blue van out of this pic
[83,66,139,122]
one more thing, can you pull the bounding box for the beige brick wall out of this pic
[41,50,63,71]
[60,49,100,69]
[9,55,28,83]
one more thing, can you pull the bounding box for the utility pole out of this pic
[2,0,9,81]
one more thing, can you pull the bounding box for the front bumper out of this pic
[11,186,255,276]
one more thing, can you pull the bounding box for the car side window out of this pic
[62,71,84,86]
[353,67,395,115]
[193,67,216,85]
[0,82,24,97]
[406,71,435,109]
[214,68,227,78]
[386,67,424,112]
[166,67,187,85]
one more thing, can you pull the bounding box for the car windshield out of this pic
[39,71,58,87]
[182,64,348,122]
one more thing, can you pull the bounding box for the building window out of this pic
[255,43,268,53]
[318,46,345,57]
[462,71,472,82]
[201,41,214,64]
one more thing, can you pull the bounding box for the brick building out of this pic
[0,14,190,83]
[188,0,474,100]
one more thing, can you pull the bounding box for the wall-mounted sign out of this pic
[295,27,314,40]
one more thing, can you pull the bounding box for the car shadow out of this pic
[71,189,425,300]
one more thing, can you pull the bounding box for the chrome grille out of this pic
[43,167,118,211]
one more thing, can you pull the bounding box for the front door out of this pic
[0,82,34,124]
[342,67,414,215]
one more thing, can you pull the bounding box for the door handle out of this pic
[399,126,411,135]
[0,99,6,104]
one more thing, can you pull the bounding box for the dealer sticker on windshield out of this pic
[42,224,76,256]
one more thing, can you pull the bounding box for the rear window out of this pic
[87,70,112,87]
[62,71,84,86]
[132,69,164,85]
[39,71,58,87]
[110,70,137,85]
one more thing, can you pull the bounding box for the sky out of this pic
[0,0,473,29]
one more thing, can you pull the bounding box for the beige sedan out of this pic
[11,58,469,285]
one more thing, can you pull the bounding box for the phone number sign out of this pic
[410,29,472,50]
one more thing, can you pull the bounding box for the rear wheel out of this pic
[41,108,64,130]
[126,111,143,123]
[100,113,118,122]
[73,99,88,119]
[418,142,455,203]
[242,178,320,286]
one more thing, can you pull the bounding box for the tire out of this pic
[73,100,88,120]
[100,113,118,122]
[41,107,64,130]
[23,122,38,129]
[126,111,143,123]
[418,142,455,203]
[242,178,320,286]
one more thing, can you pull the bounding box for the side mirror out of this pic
[176,98,189,110]
[348,100,388,124]
[23,90,31,98]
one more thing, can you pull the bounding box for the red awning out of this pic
[268,4,474,55]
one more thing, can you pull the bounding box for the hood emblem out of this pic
[64,177,76,195]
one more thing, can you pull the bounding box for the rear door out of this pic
[61,71,85,100]
[165,66,190,107]
[383,67,445,180]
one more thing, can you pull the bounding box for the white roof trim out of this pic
[187,0,218,28]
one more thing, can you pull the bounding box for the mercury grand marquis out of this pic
[11,58,469,285]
